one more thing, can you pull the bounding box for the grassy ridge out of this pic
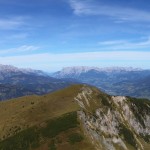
[0,112,80,150]
[0,85,81,140]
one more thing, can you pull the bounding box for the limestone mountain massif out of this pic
[53,66,150,99]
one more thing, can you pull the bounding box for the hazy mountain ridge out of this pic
[53,66,150,99]
[0,65,77,101]
[54,66,143,78]
[0,85,149,150]
[0,64,47,77]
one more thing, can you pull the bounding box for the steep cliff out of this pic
[74,85,150,150]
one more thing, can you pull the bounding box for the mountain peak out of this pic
[0,64,46,76]
[0,64,19,72]
[53,66,143,78]
[62,66,143,72]
[61,66,100,75]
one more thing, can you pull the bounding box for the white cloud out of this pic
[98,37,150,50]
[68,0,150,22]
[0,45,39,55]
[98,40,127,45]
[0,51,149,71]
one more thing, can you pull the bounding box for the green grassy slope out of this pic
[0,84,95,150]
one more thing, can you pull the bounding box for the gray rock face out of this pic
[74,85,150,150]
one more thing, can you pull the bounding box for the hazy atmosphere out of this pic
[0,0,150,71]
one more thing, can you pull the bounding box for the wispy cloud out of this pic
[68,0,150,22]
[98,37,150,50]
[8,33,28,39]
[0,51,149,71]
[98,40,128,45]
[0,16,27,30]
[0,45,39,55]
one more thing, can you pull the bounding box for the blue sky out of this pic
[0,0,150,71]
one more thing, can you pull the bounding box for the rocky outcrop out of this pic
[74,85,150,150]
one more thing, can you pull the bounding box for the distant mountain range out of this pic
[0,64,76,101]
[53,66,143,78]
[0,64,150,100]
[53,66,150,99]
[0,64,47,77]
